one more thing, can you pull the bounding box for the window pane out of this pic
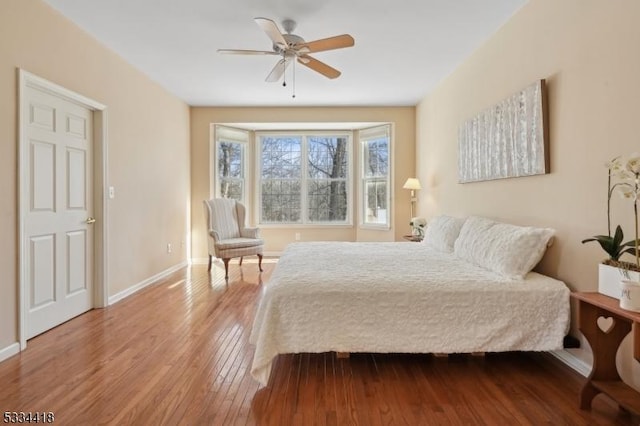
[364,180,387,224]
[364,138,389,177]
[261,180,301,223]
[261,136,302,179]
[217,141,244,201]
[308,136,348,179]
[258,133,351,225]
[218,178,243,200]
[361,125,390,228]
[308,180,347,222]
[218,142,243,178]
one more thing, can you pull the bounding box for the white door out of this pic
[23,85,94,339]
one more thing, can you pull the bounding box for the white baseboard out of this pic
[549,349,590,377]
[0,342,20,363]
[108,261,188,305]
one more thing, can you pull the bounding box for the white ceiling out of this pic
[43,0,526,107]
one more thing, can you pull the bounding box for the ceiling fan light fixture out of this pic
[281,18,297,34]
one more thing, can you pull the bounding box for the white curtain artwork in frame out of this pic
[458,80,549,183]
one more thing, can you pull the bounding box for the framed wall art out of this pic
[458,79,549,183]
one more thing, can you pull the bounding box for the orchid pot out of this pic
[599,262,640,300]
[620,279,640,312]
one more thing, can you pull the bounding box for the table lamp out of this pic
[403,178,421,218]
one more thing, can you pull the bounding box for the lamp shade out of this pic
[402,178,422,190]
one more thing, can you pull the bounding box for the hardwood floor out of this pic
[1,259,638,425]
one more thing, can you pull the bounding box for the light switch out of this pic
[108,186,115,199]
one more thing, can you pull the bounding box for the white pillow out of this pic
[423,215,466,253]
[453,216,555,279]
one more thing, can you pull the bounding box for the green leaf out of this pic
[588,235,614,240]
[582,226,632,261]
[596,238,615,256]
[613,225,624,247]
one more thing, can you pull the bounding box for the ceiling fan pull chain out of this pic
[282,53,287,87]
[292,58,296,98]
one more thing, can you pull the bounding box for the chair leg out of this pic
[239,256,243,266]
[207,255,212,272]
[223,258,230,279]
[258,254,263,272]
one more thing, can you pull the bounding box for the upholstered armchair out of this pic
[203,198,264,279]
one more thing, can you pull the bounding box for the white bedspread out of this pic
[249,242,570,386]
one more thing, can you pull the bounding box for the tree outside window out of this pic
[307,136,348,222]
[218,142,244,200]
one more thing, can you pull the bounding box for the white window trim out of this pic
[211,125,250,206]
[359,124,393,230]
[255,130,353,227]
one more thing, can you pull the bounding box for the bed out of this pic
[249,216,571,386]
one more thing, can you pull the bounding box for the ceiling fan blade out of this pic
[254,17,288,49]
[266,58,290,82]
[217,49,278,55]
[298,34,354,53]
[297,55,341,79]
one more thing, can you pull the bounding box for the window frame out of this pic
[359,124,393,230]
[212,125,249,206]
[255,130,353,227]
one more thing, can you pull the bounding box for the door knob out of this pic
[85,217,96,224]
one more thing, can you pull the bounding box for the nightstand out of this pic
[571,292,640,415]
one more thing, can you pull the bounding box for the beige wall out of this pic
[416,0,640,386]
[190,107,415,259]
[0,1,191,351]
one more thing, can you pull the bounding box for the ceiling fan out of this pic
[218,17,355,85]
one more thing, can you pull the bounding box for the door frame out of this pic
[17,69,109,350]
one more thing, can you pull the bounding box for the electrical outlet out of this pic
[167,243,172,253]
[108,186,115,199]
[295,232,301,241]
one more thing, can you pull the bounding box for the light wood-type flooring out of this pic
[1,259,638,425]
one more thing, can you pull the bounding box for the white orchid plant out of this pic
[583,154,640,271]
[608,154,640,269]
[410,217,427,237]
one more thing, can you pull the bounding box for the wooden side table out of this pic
[571,292,640,415]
